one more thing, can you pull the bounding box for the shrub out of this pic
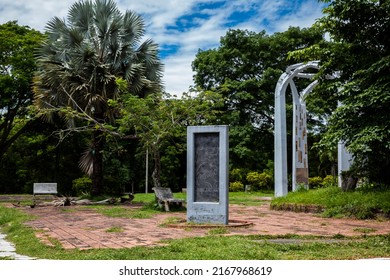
[229,181,244,192]
[322,175,337,187]
[72,177,92,196]
[230,168,247,184]
[246,171,272,190]
[308,176,323,189]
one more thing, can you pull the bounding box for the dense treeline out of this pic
[1,0,389,195]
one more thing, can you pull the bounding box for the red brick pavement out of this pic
[21,203,390,250]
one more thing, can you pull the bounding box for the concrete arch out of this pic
[274,61,350,197]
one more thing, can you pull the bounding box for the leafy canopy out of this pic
[291,0,390,184]
[0,21,44,160]
[192,27,323,170]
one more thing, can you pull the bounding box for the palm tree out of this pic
[33,0,163,196]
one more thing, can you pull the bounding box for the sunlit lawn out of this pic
[1,190,390,260]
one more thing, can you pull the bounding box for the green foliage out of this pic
[0,21,44,162]
[0,121,85,194]
[192,27,323,172]
[230,166,274,192]
[246,172,272,190]
[290,0,390,186]
[322,175,337,188]
[309,176,323,189]
[103,157,130,195]
[33,0,163,196]
[72,177,92,196]
[229,168,247,184]
[229,181,244,192]
[118,91,222,190]
[271,187,390,219]
[160,145,183,190]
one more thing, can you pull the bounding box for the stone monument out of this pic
[274,61,352,197]
[186,125,229,224]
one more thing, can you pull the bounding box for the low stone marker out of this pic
[186,125,229,224]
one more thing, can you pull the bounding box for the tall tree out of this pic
[118,89,222,190]
[192,27,323,171]
[33,0,163,196]
[292,0,390,185]
[0,21,43,162]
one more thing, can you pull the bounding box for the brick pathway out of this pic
[21,203,390,250]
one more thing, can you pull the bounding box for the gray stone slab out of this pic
[187,125,229,224]
[194,132,220,202]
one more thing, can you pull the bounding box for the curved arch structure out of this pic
[274,61,350,197]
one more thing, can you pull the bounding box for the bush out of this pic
[230,168,247,184]
[229,181,244,192]
[308,176,323,189]
[72,177,92,196]
[322,175,337,187]
[246,171,272,190]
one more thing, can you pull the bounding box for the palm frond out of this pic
[34,0,164,121]
[68,0,94,33]
[79,145,94,177]
[122,10,145,46]
[45,16,68,38]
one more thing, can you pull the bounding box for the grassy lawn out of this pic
[1,189,390,260]
[271,187,390,219]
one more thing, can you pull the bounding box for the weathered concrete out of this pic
[187,125,229,224]
[0,231,35,260]
[274,62,349,196]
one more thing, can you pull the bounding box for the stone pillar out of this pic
[274,73,290,197]
[338,142,353,187]
[337,102,353,187]
[187,125,229,224]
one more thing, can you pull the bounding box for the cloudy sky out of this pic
[0,0,326,95]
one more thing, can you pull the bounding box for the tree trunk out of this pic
[341,176,357,191]
[151,147,162,189]
[91,129,105,196]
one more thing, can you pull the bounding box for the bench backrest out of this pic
[33,183,58,195]
[153,187,174,200]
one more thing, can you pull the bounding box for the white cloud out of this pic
[0,0,325,96]
[163,53,196,96]
[0,0,73,30]
[267,0,325,32]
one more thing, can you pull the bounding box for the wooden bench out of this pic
[152,187,185,211]
[33,183,58,202]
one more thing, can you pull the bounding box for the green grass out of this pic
[1,189,390,260]
[228,191,273,205]
[271,187,390,219]
[106,226,124,233]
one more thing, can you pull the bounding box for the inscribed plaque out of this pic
[194,133,219,202]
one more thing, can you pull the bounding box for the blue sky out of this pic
[0,0,326,95]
